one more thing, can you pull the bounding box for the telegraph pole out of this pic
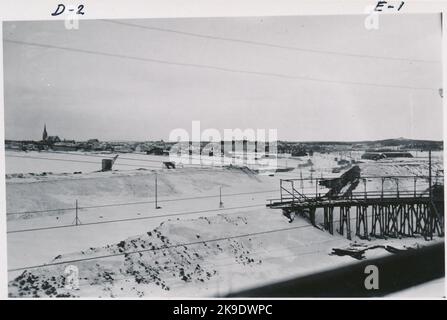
[73,199,81,226]
[219,186,224,208]
[75,200,79,226]
[155,173,161,209]
[300,170,304,193]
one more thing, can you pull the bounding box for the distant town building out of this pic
[41,124,60,145]
[46,136,61,144]
[361,152,386,160]
[146,146,167,155]
[135,143,152,153]
[114,145,134,153]
[52,142,78,151]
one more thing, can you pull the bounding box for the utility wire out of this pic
[74,237,346,291]
[6,154,161,169]
[6,189,277,215]
[40,151,175,163]
[8,211,370,273]
[5,153,227,170]
[6,152,268,170]
[4,39,437,91]
[8,201,410,273]
[7,204,266,234]
[15,150,277,168]
[104,20,440,64]
[5,167,437,216]
[7,223,322,272]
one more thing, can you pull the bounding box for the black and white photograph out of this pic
[0,1,445,300]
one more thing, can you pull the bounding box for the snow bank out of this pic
[6,167,266,218]
[8,213,336,297]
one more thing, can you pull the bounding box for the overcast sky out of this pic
[2,14,443,141]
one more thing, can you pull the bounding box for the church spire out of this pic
[42,124,48,141]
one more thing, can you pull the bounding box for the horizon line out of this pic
[4,137,444,144]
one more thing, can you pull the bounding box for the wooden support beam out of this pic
[371,204,384,238]
[399,204,413,237]
[310,207,316,226]
[328,206,334,235]
[355,205,369,240]
[339,206,351,240]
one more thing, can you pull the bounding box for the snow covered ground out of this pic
[5,150,444,297]
[4,150,314,174]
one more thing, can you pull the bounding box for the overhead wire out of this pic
[4,39,438,91]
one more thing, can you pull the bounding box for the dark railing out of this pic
[271,175,444,207]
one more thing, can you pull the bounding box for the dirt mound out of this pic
[9,214,262,297]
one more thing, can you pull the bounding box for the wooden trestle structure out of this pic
[267,174,444,241]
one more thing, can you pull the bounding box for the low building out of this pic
[52,142,78,151]
[361,151,413,160]
[146,146,167,155]
[382,152,413,158]
[361,152,386,160]
[46,136,61,144]
[114,145,134,153]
